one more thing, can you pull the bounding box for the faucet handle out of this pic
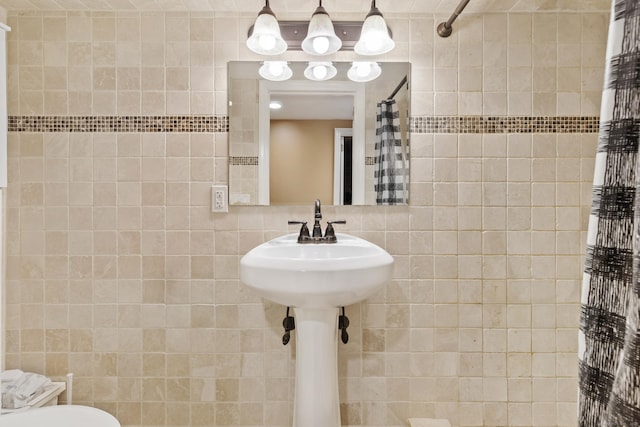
[324,220,346,242]
[288,220,310,241]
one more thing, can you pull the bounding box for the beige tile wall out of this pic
[3,9,606,427]
[228,77,258,204]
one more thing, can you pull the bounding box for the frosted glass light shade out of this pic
[354,3,395,56]
[301,5,342,56]
[347,61,382,82]
[247,4,287,55]
[304,62,337,81]
[259,61,293,81]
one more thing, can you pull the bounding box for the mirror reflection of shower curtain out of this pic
[374,99,408,205]
[578,1,640,426]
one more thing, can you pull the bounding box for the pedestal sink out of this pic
[240,232,394,427]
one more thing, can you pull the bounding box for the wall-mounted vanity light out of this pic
[246,0,394,57]
[304,62,338,81]
[259,61,293,81]
[246,0,288,55]
[249,1,392,82]
[354,0,395,56]
[301,1,342,56]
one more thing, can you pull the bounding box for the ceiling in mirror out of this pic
[228,61,411,207]
[270,94,354,120]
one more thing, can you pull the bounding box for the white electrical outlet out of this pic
[212,185,228,213]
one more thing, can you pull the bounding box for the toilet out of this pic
[0,405,120,427]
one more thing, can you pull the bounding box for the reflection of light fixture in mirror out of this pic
[246,0,288,55]
[301,0,342,56]
[259,61,293,81]
[347,61,382,82]
[304,62,338,81]
[269,100,282,109]
[354,0,395,56]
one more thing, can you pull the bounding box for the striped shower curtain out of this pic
[578,1,640,426]
[374,99,408,205]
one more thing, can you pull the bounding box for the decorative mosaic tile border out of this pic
[231,156,380,166]
[229,156,258,166]
[410,116,600,134]
[8,115,599,134]
[8,115,229,133]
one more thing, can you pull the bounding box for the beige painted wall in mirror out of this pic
[228,61,411,206]
[270,119,352,205]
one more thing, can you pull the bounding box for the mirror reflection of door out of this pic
[269,119,353,205]
[334,128,353,205]
[343,136,353,205]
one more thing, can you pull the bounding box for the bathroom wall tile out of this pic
[2,7,607,426]
[508,402,532,426]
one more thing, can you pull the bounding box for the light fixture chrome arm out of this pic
[365,0,382,18]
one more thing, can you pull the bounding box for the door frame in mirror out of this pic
[258,80,366,205]
[333,128,353,205]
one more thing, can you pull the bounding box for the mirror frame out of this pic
[257,80,366,205]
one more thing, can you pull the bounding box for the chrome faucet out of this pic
[288,199,346,244]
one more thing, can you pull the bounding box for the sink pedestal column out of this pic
[292,307,341,427]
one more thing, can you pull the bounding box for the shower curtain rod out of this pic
[388,75,408,100]
[437,0,471,37]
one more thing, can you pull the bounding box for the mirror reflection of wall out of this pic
[270,119,353,206]
[228,61,410,206]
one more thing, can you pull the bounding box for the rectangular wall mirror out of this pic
[228,61,411,206]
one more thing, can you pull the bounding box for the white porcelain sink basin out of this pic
[240,233,394,308]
